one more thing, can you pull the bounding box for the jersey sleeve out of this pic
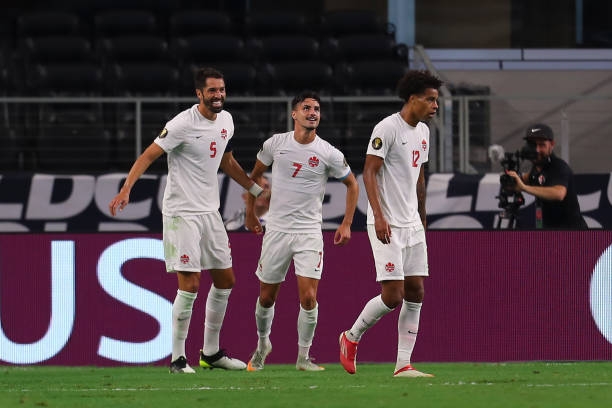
[419,124,430,164]
[256,134,277,166]
[366,120,393,159]
[154,115,185,153]
[328,146,351,180]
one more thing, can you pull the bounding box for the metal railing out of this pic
[1,93,611,174]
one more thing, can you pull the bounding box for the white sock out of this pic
[395,301,422,370]
[347,295,393,342]
[297,304,318,358]
[202,285,231,356]
[255,298,274,350]
[171,289,197,361]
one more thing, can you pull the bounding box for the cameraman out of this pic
[505,123,587,229]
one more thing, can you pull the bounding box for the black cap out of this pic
[524,123,554,141]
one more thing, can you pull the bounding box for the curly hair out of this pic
[397,70,443,102]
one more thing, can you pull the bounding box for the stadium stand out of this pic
[168,10,234,37]
[16,10,82,37]
[243,10,312,37]
[0,3,424,174]
[319,9,391,37]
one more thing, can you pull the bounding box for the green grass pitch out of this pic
[2,362,612,408]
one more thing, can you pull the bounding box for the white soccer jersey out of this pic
[154,104,234,216]
[257,131,351,233]
[366,113,429,227]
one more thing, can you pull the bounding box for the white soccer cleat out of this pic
[296,355,325,371]
[199,349,247,370]
[393,364,434,378]
[247,341,272,372]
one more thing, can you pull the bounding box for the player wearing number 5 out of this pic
[339,70,442,378]
[109,67,264,373]
[244,91,359,372]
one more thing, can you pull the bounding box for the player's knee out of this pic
[212,272,235,289]
[300,296,317,310]
[259,295,275,308]
[404,286,424,303]
[177,272,200,293]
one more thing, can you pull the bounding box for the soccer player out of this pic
[339,70,442,377]
[244,91,359,372]
[108,67,265,373]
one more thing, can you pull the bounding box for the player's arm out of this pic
[363,154,391,244]
[416,165,427,229]
[244,159,269,234]
[109,142,164,216]
[220,150,261,192]
[333,172,359,246]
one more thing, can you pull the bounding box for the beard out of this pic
[205,98,224,113]
[533,153,551,166]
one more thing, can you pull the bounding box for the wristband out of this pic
[248,183,264,197]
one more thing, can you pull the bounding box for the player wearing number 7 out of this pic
[244,91,359,372]
[339,70,442,378]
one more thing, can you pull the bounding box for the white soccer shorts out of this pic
[163,212,232,272]
[367,224,429,281]
[255,230,324,284]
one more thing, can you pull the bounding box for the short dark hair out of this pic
[291,90,321,110]
[194,67,224,90]
[397,70,443,102]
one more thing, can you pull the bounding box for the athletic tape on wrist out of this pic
[248,183,264,197]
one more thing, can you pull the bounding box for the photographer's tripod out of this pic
[495,191,525,229]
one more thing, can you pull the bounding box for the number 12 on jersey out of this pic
[412,150,420,167]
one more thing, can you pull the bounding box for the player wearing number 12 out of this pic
[339,70,442,378]
[245,91,359,372]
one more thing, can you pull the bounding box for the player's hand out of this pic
[109,194,129,216]
[333,224,351,246]
[374,218,391,244]
[245,213,263,235]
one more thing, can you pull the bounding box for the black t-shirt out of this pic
[527,153,587,229]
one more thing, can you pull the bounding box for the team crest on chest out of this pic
[421,139,427,151]
[308,156,320,167]
[221,128,228,139]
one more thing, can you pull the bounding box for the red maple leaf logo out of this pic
[385,262,395,272]
[308,156,319,167]
[180,254,190,264]
[221,128,228,139]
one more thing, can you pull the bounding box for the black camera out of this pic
[499,142,537,189]
[495,141,537,228]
